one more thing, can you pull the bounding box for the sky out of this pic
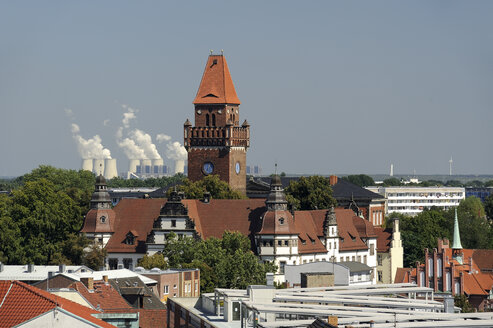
[1,1,492,177]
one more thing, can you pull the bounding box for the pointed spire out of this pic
[193,55,240,105]
[452,208,463,250]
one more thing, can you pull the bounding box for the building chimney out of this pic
[327,316,338,326]
[103,275,109,284]
[27,264,34,273]
[0,262,3,272]
[81,277,94,290]
[329,175,338,186]
[59,264,66,273]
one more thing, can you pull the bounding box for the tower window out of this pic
[206,114,210,126]
[212,114,216,126]
[279,218,285,225]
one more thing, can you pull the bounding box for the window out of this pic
[363,255,367,264]
[123,258,133,270]
[125,232,135,245]
[100,215,106,223]
[212,114,216,126]
[164,285,169,294]
[171,220,176,228]
[195,282,198,292]
[279,261,286,274]
[206,114,210,126]
[378,271,383,282]
[377,255,382,266]
[284,240,289,246]
[278,240,282,246]
[108,258,118,270]
[279,217,285,225]
[370,244,375,256]
[174,284,177,289]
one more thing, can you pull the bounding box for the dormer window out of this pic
[279,218,285,225]
[125,232,136,245]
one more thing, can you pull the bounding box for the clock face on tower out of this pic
[235,162,240,174]
[203,162,214,175]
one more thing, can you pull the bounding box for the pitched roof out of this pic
[70,280,134,312]
[193,55,240,105]
[105,198,165,253]
[374,227,392,252]
[292,211,327,254]
[183,199,265,239]
[0,280,116,328]
[335,209,370,251]
[258,210,298,235]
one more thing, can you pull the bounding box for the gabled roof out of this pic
[193,55,240,105]
[292,211,327,254]
[183,198,266,239]
[70,280,133,312]
[105,198,166,253]
[335,209,370,251]
[0,280,116,328]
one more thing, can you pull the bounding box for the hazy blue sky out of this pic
[1,1,492,177]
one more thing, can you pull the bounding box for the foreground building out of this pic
[168,283,493,328]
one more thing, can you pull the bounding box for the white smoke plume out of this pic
[130,129,161,159]
[71,123,112,159]
[166,141,187,161]
[116,105,162,160]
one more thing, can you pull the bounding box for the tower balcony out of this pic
[184,125,250,149]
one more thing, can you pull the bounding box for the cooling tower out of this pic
[141,159,152,174]
[152,158,164,174]
[93,159,105,176]
[129,159,140,173]
[174,160,185,175]
[81,159,93,172]
[104,159,118,179]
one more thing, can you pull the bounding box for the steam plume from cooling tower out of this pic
[71,123,112,159]
[116,105,162,160]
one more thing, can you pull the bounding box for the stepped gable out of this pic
[183,198,265,239]
[193,55,240,105]
[292,211,327,254]
[0,280,115,328]
[105,198,166,253]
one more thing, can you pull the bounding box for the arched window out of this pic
[206,114,210,126]
[279,217,285,225]
[212,114,216,126]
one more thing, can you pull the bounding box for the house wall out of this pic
[18,308,103,328]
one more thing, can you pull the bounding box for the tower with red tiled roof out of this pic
[184,53,250,194]
[80,174,116,246]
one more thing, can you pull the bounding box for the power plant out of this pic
[80,158,185,180]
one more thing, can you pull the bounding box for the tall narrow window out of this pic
[206,114,210,126]
[212,114,216,126]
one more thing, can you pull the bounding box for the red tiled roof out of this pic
[258,210,298,235]
[293,211,327,254]
[70,281,133,312]
[81,208,116,233]
[184,199,265,239]
[394,267,412,283]
[193,55,241,105]
[105,199,165,253]
[374,227,392,252]
[353,216,377,238]
[0,280,116,328]
[472,249,493,272]
[335,209,369,251]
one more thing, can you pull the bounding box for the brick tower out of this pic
[184,54,250,194]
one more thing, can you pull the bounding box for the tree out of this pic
[445,180,463,187]
[285,176,336,210]
[343,174,375,187]
[169,175,245,199]
[382,178,402,186]
[448,197,490,249]
[454,294,473,313]
[138,253,168,270]
[400,209,451,267]
[83,243,107,270]
[484,194,493,221]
